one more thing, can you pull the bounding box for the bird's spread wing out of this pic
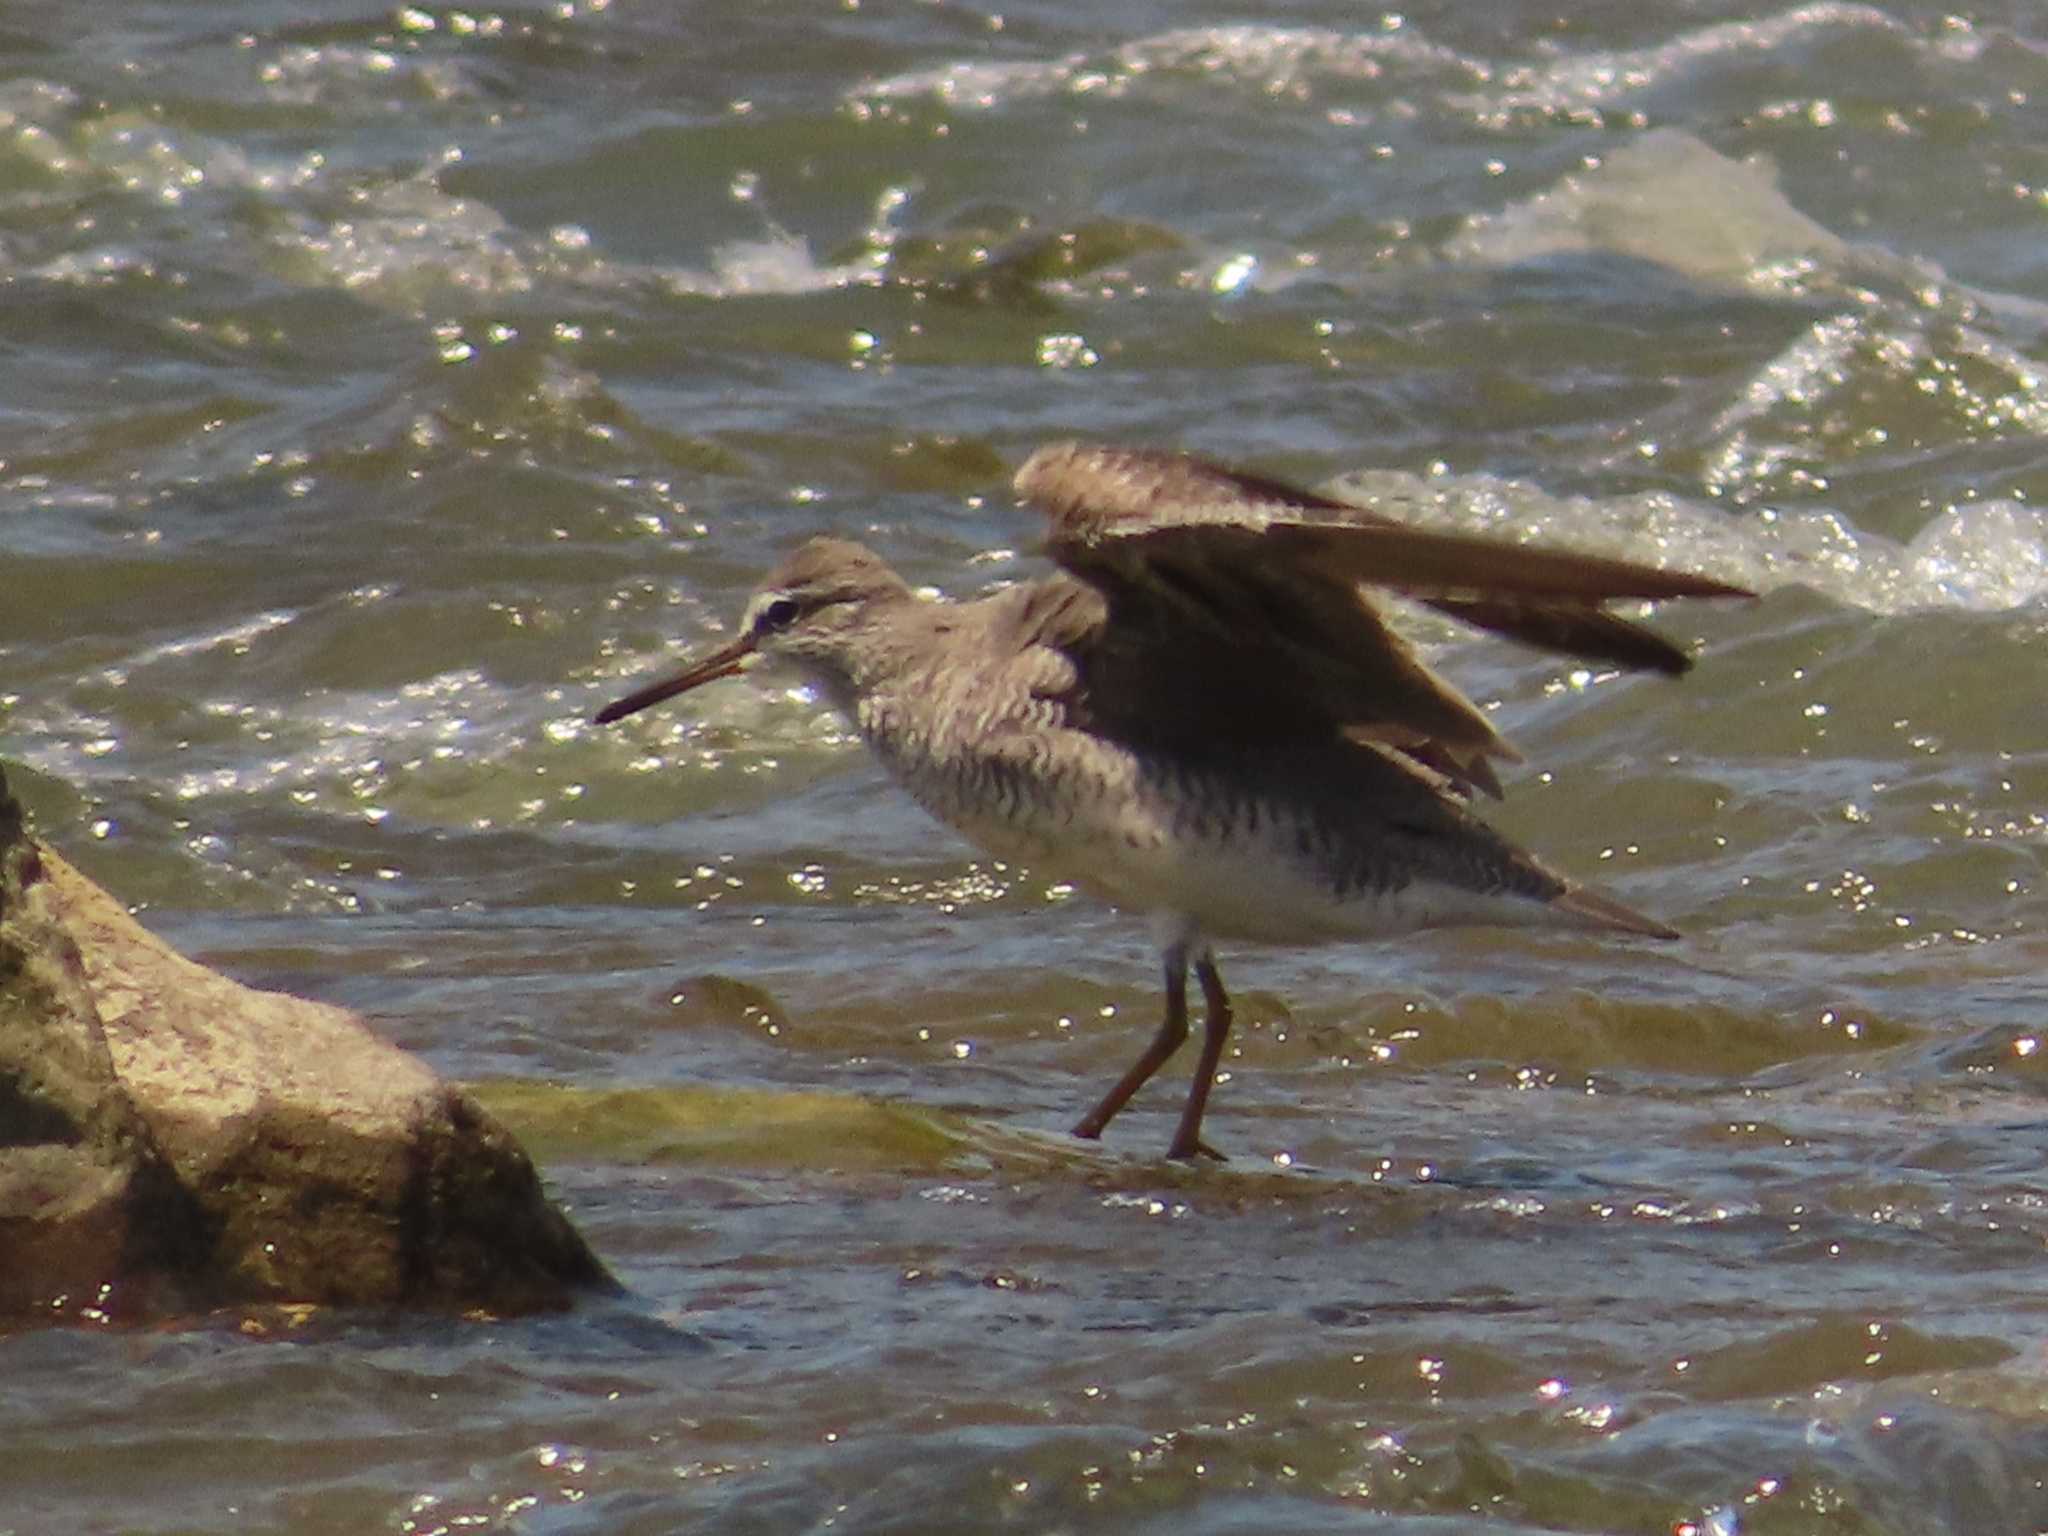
[1012,440,1751,797]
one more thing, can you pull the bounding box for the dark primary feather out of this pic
[1011,440,1752,798]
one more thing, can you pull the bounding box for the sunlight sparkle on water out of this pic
[1036,332,1098,368]
[1210,252,1257,293]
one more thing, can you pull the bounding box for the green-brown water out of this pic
[4,0,2048,1530]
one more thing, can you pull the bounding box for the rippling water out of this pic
[4,0,2048,1530]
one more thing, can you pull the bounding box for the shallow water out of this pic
[4,0,2048,1530]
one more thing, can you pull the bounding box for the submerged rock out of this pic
[0,765,613,1321]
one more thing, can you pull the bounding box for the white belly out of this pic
[888,738,1561,947]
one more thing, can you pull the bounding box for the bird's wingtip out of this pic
[1553,883,1683,941]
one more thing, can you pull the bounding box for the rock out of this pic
[0,764,614,1320]
[0,791,202,1317]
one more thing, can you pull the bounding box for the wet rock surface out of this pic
[0,764,613,1322]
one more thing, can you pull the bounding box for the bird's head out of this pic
[593,537,911,725]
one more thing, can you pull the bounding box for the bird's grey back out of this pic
[799,567,1579,934]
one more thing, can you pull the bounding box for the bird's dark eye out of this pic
[757,596,801,631]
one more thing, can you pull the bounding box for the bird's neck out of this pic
[794,592,964,718]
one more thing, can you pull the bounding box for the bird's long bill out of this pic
[592,632,758,725]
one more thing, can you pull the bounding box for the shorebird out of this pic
[596,442,1749,1160]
